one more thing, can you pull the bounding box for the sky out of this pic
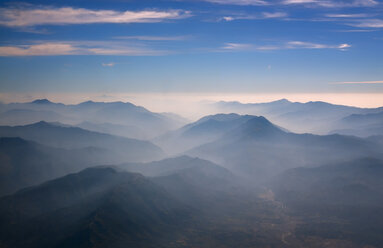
[0,0,383,108]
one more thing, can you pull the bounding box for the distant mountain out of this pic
[76,121,148,140]
[269,158,383,247]
[0,99,186,138]
[0,121,164,162]
[120,155,232,178]
[0,167,189,248]
[70,100,185,137]
[187,115,383,182]
[0,137,128,196]
[0,109,67,125]
[30,99,63,105]
[330,111,383,137]
[154,113,256,154]
[211,99,383,135]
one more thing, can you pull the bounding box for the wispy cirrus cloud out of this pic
[221,41,351,51]
[102,62,115,67]
[114,35,190,41]
[0,5,191,27]
[201,0,269,5]
[286,41,351,49]
[222,43,255,50]
[350,19,383,28]
[0,43,77,56]
[0,41,168,56]
[220,12,287,21]
[336,29,376,32]
[325,13,371,18]
[282,0,379,7]
[331,80,383,84]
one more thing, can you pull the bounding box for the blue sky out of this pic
[0,0,383,105]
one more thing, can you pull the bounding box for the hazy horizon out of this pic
[1,92,383,119]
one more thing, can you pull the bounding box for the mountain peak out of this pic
[269,98,291,104]
[226,116,284,140]
[31,99,53,104]
[200,113,241,122]
[28,121,55,128]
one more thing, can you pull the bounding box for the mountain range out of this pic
[0,99,186,139]
[185,114,383,182]
[0,121,164,162]
[211,99,383,136]
[1,99,383,247]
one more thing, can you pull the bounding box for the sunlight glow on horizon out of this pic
[1,92,383,119]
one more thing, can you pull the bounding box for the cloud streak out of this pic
[331,80,383,84]
[282,0,378,8]
[351,19,383,28]
[221,12,287,21]
[286,41,351,49]
[221,41,351,51]
[201,0,268,5]
[0,41,168,56]
[114,35,190,41]
[0,6,191,27]
[102,62,115,67]
[325,13,371,18]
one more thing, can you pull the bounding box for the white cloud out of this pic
[220,41,351,51]
[331,80,383,84]
[0,43,77,56]
[222,43,255,50]
[114,35,189,41]
[262,12,288,18]
[220,12,287,21]
[337,29,376,32]
[202,0,269,5]
[283,0,317,4]
[282,0,378,7]
[0,6,191,27]
[222,16,235,21]
[351,19,383,28]
[0,41,167,56]
[287,41,351,49]
[102,62,115,67]
[325,13,370,18]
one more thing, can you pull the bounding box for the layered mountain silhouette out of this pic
[212,99,383,135]
[0,137,131,196]
[0,159,293,248]
[187,114,383,182]
[330,111,383,137]
[0,121,164,162]
[76,121,147,140]
[0,109,67,125]
[120,155,229,177]
[2,98,383,248]
[0,167,190,248]
[0,99,186,138]
[154,113,259,154]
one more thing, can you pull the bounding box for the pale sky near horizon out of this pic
[1,92,383,119]
[0,0,382,109]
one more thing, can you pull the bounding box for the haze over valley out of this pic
[0,98,383,247]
